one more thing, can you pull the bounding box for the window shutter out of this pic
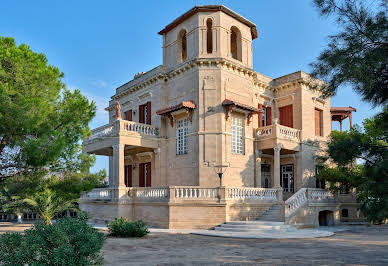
[146,162,151,187]
[146,102,151,125]
[279,105,293,128]
[128,165,132,187]
[266,107,272,126]
[315,109,322,136]
[139,105,144,123]
[125,110,132,121]
[139,163,145,187]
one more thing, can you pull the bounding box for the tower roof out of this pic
[158,5,258,39]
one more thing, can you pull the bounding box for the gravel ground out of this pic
[2,223,387,265]
[102,225,388,265]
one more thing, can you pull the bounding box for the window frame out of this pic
[231,115,245,155]
[176,117,189,155]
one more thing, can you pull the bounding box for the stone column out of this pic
[273,144,282,188]
[112,144,125,188]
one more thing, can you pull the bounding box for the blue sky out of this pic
[1,0,381,173]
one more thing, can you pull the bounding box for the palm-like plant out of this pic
[23,188,78,224]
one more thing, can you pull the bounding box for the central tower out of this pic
[158,5,258,71]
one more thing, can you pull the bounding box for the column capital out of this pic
[273,144,283,153]
[112,144,125,150]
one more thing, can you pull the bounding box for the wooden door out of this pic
[124,165,132,187]
[146,162,151,187]
[124,110,132,121]
[139,163,145,187]
[266,107,272,126]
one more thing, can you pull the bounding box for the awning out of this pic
[156,101,196,126]
[222,99,260,125]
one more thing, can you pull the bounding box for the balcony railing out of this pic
[81,186,283,202]
[256,123,301,142]
[86,120,160,142]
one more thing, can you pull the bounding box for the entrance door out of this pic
[261,164,271,188]
[281,164,294,192]
[139,162,151,187]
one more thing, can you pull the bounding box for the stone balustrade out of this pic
[81,188,112,200]
[121,120,159,137]
[81,186,283,203]
[85,120,160,142]
[227,187,280,201]
[256,123,301,142]
[174,187,219,199]
[285,188,336,216]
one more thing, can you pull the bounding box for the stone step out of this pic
[214,221,296,233]
[225,221,286,226]
[219,223,293,230]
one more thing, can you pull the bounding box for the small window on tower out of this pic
[206,18,213,54]
[178,29,187,62]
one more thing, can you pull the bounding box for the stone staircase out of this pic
[256,203,284,222]
[213,220,296,233]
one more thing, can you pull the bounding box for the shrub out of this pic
[108,217,149,237]
[0,217,105,266]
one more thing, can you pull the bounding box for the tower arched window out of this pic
[178,29,187,62]
[230,26,242,61]
[206,19,213,54]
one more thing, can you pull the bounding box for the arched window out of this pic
[341,209,349,217]
[206,19,213,54]
[178,29,187,62]
[230,26,242,61]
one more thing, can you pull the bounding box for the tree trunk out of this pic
[0,136,6,155]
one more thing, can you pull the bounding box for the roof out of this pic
[330,107,357,113]
[158,5,258,40]
[222,99,260,112]
[156,101,196,115]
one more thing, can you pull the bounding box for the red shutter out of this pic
[266,107,272,126]
[146,162,151,187]
[279,105,293,128]
[128,165,132,187]
[258,104,263,128]
[146,102,151,125]
[139,163,145,187]
[125,110,132,121]
[139,105,144,123]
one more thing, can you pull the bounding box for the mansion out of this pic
[80,5,360,229]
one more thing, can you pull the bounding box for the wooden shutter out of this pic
[128,165,132,187]
[139,163,145,187]
[258,104,262,128]
[279,105,293,128]
[139,105,144,123]
[315,109,322,136]
[266,107,272,126]
[124,110,132,121]
[146,102,151,125]
[146,162,151,187]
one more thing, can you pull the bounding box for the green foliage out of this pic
[0,217,105,266]
[310,0,388,106]
[108,217,149,237]
[318,107,388,223]
[0,36,98,178]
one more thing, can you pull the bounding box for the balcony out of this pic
[256,123,301,151]
[83,120,160,155]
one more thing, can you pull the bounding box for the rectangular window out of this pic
[315,108,323,136]
[124,165,132,187]
[261,108,267,127]
[139,102,151,124]
[266,106,272,126]
[176,118,188,155]
[139,162,151,187]
[231,115,244,154]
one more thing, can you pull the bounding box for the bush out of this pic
[108,217,149,237]
[0,217,105,266]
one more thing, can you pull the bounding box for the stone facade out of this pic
[81,5,361,228]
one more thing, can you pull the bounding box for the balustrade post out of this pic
[218,187,226,203]
[169,186,176,203]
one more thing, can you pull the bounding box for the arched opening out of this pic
[230,26,242,61]
[319,210,334,226]
[178,29,187,62]
[341,209,349,217]
[206,19,213,54]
